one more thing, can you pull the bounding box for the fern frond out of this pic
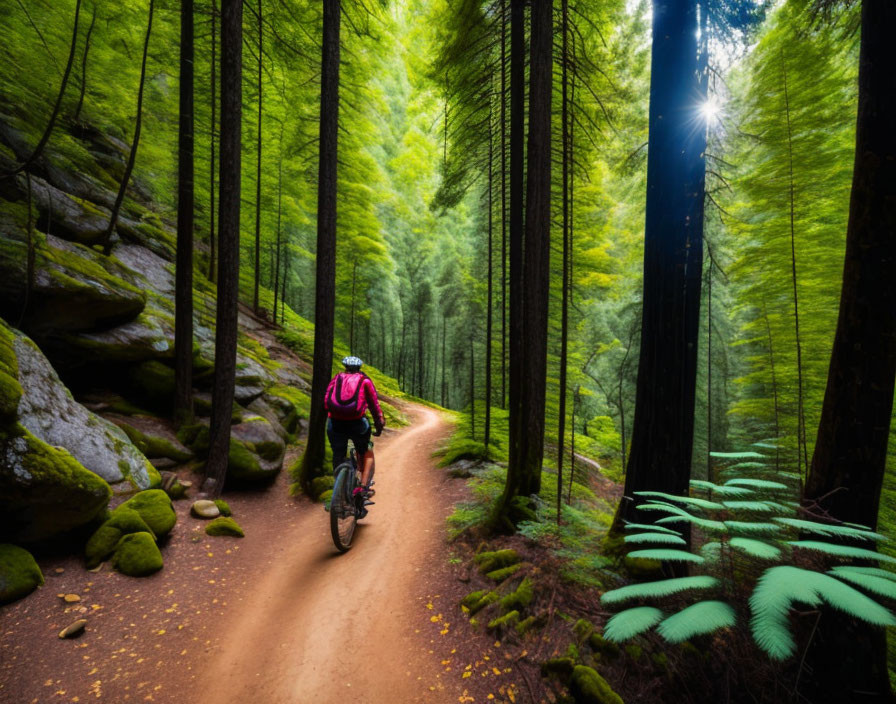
[689,480,756,497]
[601,576,720,607]
[656,601,737,643]
[729,537,781,560]
[788,541,896,564]
[829,567,896,600]
[725,521,783,536]
[623,523,682,536]
[657,514,728,534]
[624,533,688,546]
[725,478,789,491]
[710,451,766,460]
[827,566,896,582]
[773,517,888,543]
[727,461,768,470]
[635,491,725,511]
[627,549,705,564]
[603,607,665,642]
[750,566,896,660]
[722,500,788,513]
[639,503,693,518]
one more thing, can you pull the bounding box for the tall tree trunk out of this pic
[496,0,526,523]
[781,50,809,482]
[253,0,263,313]
[273,135,283,324]
[557,0,570,526]
[102,0,154,255]
[299,0,340,489]
[485,95,494,452]
[470,333,476,441]
[174,0,195,428]
[500,0,508,411]
[417,304,425,398]
[280,238,288,325]
[5,0,82,177]
[207,0,217,282]
[616,0,705,530]
[518,0,552,497]
[802,4,896,701]
[73,2,96,123]
[203,0,241,498]
[705,260,712,479]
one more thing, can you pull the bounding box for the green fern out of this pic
[722,500,788,513]
[656,514,729,534]
[788,541,896,564]
[656,601,737,643]
[623,522,682,536]
[828,566,896,582]
[689,480,756,497]
[635,491,726,511]
[724,478,789,491]
[828,567,896,600]
[773,517,888,543]
[603,606,665,642]
[729,537,781,560]
[710,452,766,460]
[724,521,783,536]
[750,566,896,660]
[624,532,688,546]
[627,549,705,564]
[601,576,720,607]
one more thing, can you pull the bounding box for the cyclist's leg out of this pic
[349,418,374,487]
[327,418,349,470]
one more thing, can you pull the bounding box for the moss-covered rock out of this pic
[499,578,533,613]
[589,633,621,660]
[310,475,335,501]
[516,614,540,636]
[542,657,576,678]
[0,323,22,423]
[179,417,283,483]
[0,424,111,542]
[486,563,522,582]
[85,523,124,568]
[117,489,176,537]
[214,499,232,517]
[569,666,624,704]
[205,517,244,537]
[474,549,520,575]
[112,532,163,577]
[468,590,501,616]
[487,610,519,631]
[124,360,176,411]
[105,414,192,462]
[462,589,489,609]
[574,619,595,643]
[0,544,44,603]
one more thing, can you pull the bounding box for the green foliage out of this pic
[656,601,737,643]
[751,566,896,660]
[623,532,687,546]
[603,606,665,642]
[205,517,245,538]
[112,532,163,577]
[829,567,896,600]
[788,541,896,564]
[601,576,720,607]
[625,549,705,564]
[728,537,781,560]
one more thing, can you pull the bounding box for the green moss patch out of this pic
[112,532,163,577]
[486,563,522,582]
[570,665,624,704]
[85,524,124,568]
[117,489,176,537]
[487,610,519,631]
[214,499,232,517]
[475,549,520,575]
[468,590,500,616]
[0,544,44,603]
[589,632,621,660]
[205,517,244,538]
[310,475,335,501]
[499,578,533,614]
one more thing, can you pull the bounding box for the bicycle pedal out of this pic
[364,500,375,506]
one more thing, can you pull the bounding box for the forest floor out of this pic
[0,403,529,704]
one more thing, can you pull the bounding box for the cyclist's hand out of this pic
[373,423,384,437]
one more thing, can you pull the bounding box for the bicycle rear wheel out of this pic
[330,463,357,552]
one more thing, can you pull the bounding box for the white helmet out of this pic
[342,355,363,371]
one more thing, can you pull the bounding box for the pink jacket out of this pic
[325,372,385,426]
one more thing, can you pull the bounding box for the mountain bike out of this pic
[329,449,375,552]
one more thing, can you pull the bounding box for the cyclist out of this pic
[324,356,385,510]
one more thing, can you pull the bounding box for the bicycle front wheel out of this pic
[330,464,357,552]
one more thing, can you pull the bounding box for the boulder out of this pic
[234,354,269,404]
[112,532,163,577]
[0,208,146,335]
[214,499,232,517]
[569,666,624,704]
[27,174,111,246]
[204,517,244,538]
[0,543,44,603]
[12,329,159,489]
[104,414,192,462]
[116,489,176,538]
[0,424,111,542]
[179,414,284,483]
[191,500,220,519]
[85,506,156,568]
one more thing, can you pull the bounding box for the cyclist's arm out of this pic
[365,378,385,429]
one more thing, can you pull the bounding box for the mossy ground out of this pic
[0,543,44,603]
[205,517,244,538]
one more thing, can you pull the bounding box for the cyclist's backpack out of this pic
[326,372,369,420]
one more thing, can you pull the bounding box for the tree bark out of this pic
[299,0,340,490]
[208,0,217,282]
[102,0,155,255]
[802,4,896,700]
[485,93,494,452]
[203,0,242,498]
[73,2,96,123]
[616,0,705,530]
[557,0,570,525]
[253,0,263,313]
[273,134,283,324]
[174,0,195,428]
[518,0,552,497]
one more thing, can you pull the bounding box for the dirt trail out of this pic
[194,405,453,704]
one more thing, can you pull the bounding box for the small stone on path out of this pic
[191,500,220,519]
[63,594,81,603]
[54,568,65,574]
[59,619,88,639]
